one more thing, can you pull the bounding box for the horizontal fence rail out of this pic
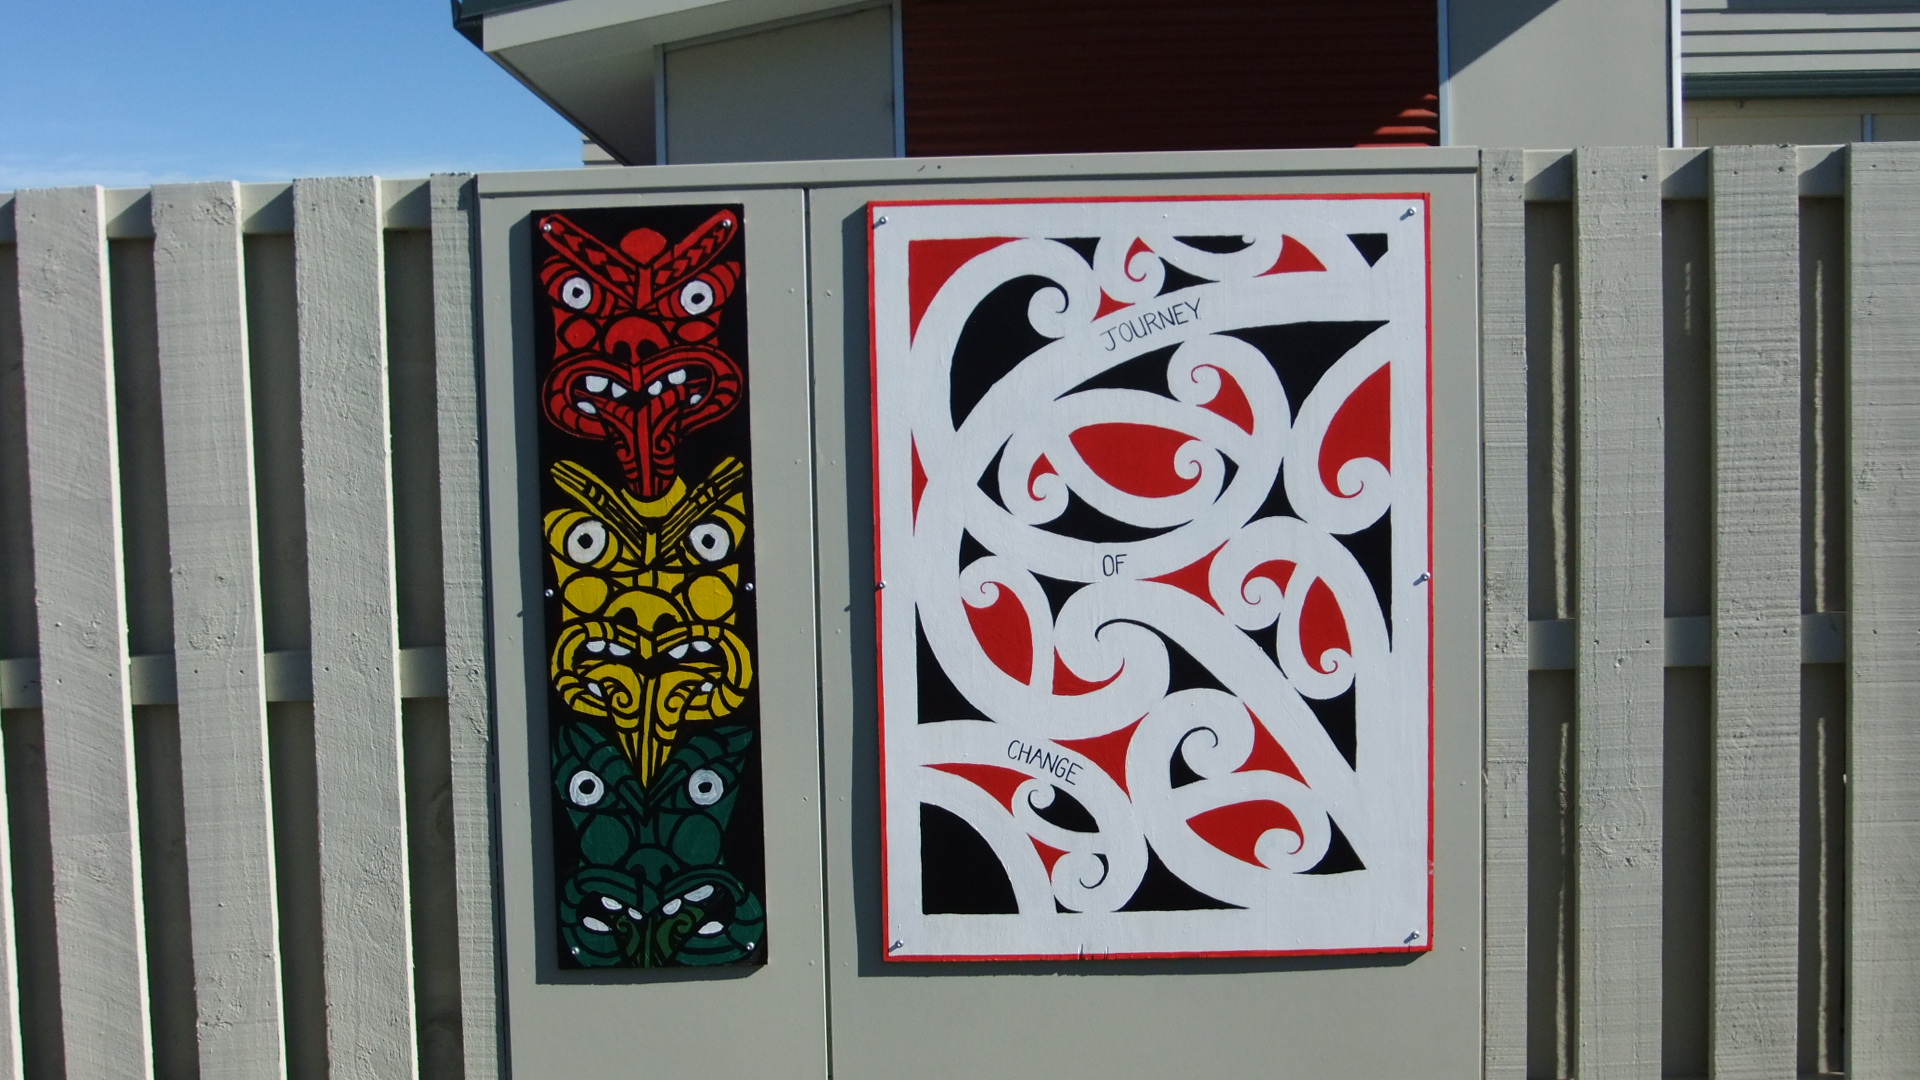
[0,141,1916,1079]
[0,649,449,708]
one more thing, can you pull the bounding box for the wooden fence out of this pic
[0,178,496,1080]
[1480,143,1916,1080]
[0,145,1915,1078]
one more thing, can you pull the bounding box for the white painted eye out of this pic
[688,522,731,562]
[696,920,724,936]
[567,770,604,807]
[581,916,611,933]
[687,768,723,806]
[561,276,593,310]
[600,896,622,911]
[679,279,714,315]
[566,520,608,563]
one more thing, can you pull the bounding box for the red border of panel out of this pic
[865,193,1437,962]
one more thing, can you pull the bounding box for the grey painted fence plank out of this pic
[0,230,25,1080]
[1480,148,1529,1080]
[293,176,418,1080]
[1572,147,1666,1079]
[15,185,156,1080]
[150,181,288,1080]
[1846,142,1920,1080]
[429,173,501,1080]
[1708,144,1803,1080]
[0,712,19,1080]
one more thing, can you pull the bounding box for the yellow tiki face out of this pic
[545,456,754,785]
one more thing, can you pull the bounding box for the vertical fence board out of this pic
[293,177,418,1080]
[1480,148,1529,1080]
[1847,143,1920,1080]
[151,181,288,1080]
[1523,198,1578,1080]
[1572,148,1666,1079]
[0,233,28,1080]
[1659,196,1713,1079]
[1708,145,1803,1080]
[15,186,156,1079]
[428,173,500,1080]
[0,721,17,1080]
[0,744,17,1080]
[1796,195,1848,1078]
[2,712,61,1080]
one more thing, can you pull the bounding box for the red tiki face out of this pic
[537,210,745,497]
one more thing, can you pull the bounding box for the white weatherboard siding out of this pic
[1684,3,1920,77]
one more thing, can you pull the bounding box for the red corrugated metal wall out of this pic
[900,0,1439,156]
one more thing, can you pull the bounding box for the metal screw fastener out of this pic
[876,580,887,590]
[889,940,904,952]
[874,215,889,228]
[1412,572,1432,586]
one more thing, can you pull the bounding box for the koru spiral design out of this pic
[872,197,1433,959]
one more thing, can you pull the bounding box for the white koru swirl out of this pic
[899,223,1410,919]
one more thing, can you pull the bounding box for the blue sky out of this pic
[0,0,581,189]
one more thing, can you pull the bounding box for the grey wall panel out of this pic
[1447,0,1672,147]
[664,5,895,164]
[477,186,829,1080]
[804,165,1483,1080]
[469,148,1483,1080]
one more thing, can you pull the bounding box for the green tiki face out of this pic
[554,720,763,966]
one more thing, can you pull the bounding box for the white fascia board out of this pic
[482,0,859,53]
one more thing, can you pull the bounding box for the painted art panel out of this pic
[532,204,766,967]
[869,196,1432,960]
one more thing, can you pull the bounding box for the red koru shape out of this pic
[537,210,745,497]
